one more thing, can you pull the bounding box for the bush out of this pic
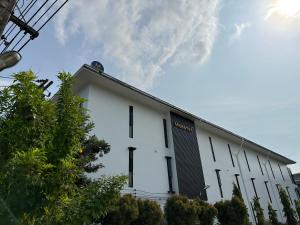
[102,194,139,225]
[268,203,280,225]
[215,196,248,225]
[194,198,217,225]
[278,187,297,225]
[295,200,300,220]
[164,195,198,225]
[253,197,266,225]
[131,198,163,225]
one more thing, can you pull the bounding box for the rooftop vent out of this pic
[91,61,104,73]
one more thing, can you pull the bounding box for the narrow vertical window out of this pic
[228,144,235,167]
[295,188,300,200]
[165,157,173,193]
[251,178,258,198]
[244,150,251,172]
[264,181,272,203]
[268,160,275,179]
[287,167,296,184]
[278,164,285,181]
[215,169,223,198]
[128,147,136,187]
[286,187,293,205]
[257,155,264,175]
[209,137,216,162]
[163,119,169,148]
[235,174,241,191]
[129,106,133,138]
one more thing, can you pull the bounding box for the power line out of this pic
[0,75,14,80]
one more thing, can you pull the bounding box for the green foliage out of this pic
[131,198,163,225]
[194,198,217,225]
[0,71,126,225]
[164,195,198,225]
[295,200,300,221]
[102,194,139,225]
[253,197,266,225]
[214,196,248,225]
[278,187,297,225]
[232,183,243,200]
[268,203,280,225]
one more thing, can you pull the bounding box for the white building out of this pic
[73,63,299,223]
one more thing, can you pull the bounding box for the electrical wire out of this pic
[18,0,69,52]
[2,0,51,53]
[0,75,14,80]
[0,0,37,47]
[11,0,61,50]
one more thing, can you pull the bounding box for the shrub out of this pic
[164,195,198,225]
[232,183,251,225]
[268,203,280,225]
[194,198,217,225]
[102,194,139,225]
[131,198,163,225]
[278,186,297,225]
[295,200,300,220]
[215,196,248,225]
[253,197,266,225]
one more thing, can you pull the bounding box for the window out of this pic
[165,157,173,193]
[287,167,296,184]
[128,147,136,187]
[244,150,251,172]
[209,137,216,162]
[268,160,275,179]
[278,164,285,181]
[295,188,300,200]
[257,155,264,175]
[129,106,133,138]
[251,178,258,198]
[215,169,223,198]
[264,181,272,203]
[235,174,241,191]
[228,144,235,167]
[286,187,293,205]
[163,119,169,148]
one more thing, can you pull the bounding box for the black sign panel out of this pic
[171,112,207,200]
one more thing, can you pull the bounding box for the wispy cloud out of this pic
[55,0,220,89]
[229,22,251,44]
[265,0,300,20]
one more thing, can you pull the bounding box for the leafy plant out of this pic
[164,195,198,225]
[278,186,297,225]
[253,197,266,225]
[194,198,217,225]
[268,203,280,225]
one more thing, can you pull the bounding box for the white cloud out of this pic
[229,22,251,44]
[55,0,219,89]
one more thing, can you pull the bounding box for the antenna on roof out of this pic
[91,61,104,73]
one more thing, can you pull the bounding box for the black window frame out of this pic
[278,164,285,181]
[287,167,296,184]
[257,155,264,175]
[228,144,235,167]
[268,160,275,179]
[235,174,241,191]
[165,156,174,193]
[286,186,293,205]
[264,181,272,203]
[128,146,136,187]
[244,150,251,172]
[209,137,216,162]
[129,106,133,138]
[215,169,223,198]
[251,178,258,198]
[163,119,169,148]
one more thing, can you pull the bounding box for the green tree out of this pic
[268,203,280,225]
[164,195,198,225]
[278,186,297,225]
[194,198,217,225]
[131,198,163,225]
[0,71,126,225]
[102,194,139,225]
[253,197,266,225]
[233,183,243,200]
[295,200,300,221]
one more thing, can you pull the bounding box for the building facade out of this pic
[73,64,299,223]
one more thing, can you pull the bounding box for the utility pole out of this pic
[0,0,17,37]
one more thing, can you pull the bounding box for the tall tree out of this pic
[278,186,297,225]
[0,71,126,225]
[253,197,266,225]
[268,203,280,225]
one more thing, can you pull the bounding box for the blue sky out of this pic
[1,0,300,171]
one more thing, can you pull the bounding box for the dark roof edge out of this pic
[81,64,296,165]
